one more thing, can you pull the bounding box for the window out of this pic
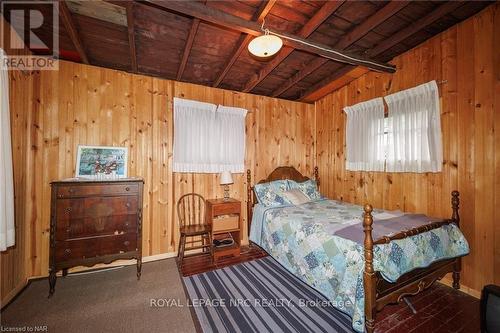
[172,98,247,173]
[344,97,385,172]
[344,80,442,173]
[384,81,442,173]
[375,116,391,164]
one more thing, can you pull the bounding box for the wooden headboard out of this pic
[246,166,319,236]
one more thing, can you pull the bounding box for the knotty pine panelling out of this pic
[1,60,314,304]
[315,4,499,295]
[0,17,37,306]
[0,69,35,306]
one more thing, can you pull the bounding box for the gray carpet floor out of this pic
[1,259,196,333]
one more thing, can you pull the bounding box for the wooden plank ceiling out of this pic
[6,0,492,102]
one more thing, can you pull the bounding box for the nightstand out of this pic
[206,198,241,260]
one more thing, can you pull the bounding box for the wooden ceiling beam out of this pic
[271,0,409,97]
[126,2,137,72]
[298,1,465,102]
[298,63,370,102]
[59,0,89,64]
[296,1,345,37]
[368,1,465,57]
[300,65,354,102]
[144,0,263,36]
[241,0,345,93]
[144,0,394,74]
[177,0,211,81]
[336,1,411,50]
[254,0,276,20]
[212,0,276,88]
[301,66,369,103]
[272,57,327,97]
[213,34,251,87]
[177,18,200,81]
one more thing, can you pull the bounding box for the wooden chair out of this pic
[176,193,214,267]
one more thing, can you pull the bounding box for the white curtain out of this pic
[0,48,15,251]
[385,80,442,173]
[173,97,247,173]
[344,97,385,171]
[216,105,247,172]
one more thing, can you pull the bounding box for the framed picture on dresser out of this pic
[76,145,128,179]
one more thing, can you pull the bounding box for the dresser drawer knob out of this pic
[66,228,71,233]
[65,207,72,213]
[65,249,71,254]
[68,188,75,193]
[125,202,131,208]
[125,187,130,192]
[124,241,130,246]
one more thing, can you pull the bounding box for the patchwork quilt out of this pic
[249,199,469,333]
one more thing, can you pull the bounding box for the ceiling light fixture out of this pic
[247,21,395,72]
[248,21,283,60]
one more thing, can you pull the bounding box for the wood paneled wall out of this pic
[0,68,35,306]
[0,16,37,306]
[1,60,315,304]
[315,4,499,295]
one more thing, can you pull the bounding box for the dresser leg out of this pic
[48,269,56,298]
[137,258,142,280]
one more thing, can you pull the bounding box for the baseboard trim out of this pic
[143,252,178,262]
[1,279,29,310]
[439,277,481,299]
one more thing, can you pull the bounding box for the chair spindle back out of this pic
[177,193,206,228]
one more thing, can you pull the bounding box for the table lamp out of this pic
[220,171,233,201]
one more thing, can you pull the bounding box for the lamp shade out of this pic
[220,171,233,185]
[248,34,283,59]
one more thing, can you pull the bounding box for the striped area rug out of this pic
[183,256,353,333]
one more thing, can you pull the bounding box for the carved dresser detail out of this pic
[49,178,144,296]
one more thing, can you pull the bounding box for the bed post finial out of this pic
[451,190,461,290]
[363,204,376,333]
[247,169,251,202]
[314,166,319,187]
[246,169,252,238]
[363,204,374,264]
[451,190,460,227]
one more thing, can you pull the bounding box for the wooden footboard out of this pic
[362,191,462,333]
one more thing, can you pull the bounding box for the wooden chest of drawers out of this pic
[49,179,144,296]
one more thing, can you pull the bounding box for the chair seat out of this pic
[177,193,214,267]
[180,224,212,236]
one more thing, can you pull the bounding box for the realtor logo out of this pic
[1,1,59,70]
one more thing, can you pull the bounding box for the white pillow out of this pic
[282,189,310,205]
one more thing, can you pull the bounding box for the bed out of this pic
[246,166,469,333]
